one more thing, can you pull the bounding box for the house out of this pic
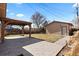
[45,21,73,35]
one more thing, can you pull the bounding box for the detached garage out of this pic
[45,21,73,35]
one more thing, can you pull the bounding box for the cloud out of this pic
[16,3,23,5]
[10,13,15,15]
[73,3,79,7]
[16,3,23,6]
[7,9,8,12]
[15,3,23,7]
[16,13,24,17]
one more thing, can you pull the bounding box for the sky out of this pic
[6,3,77,24]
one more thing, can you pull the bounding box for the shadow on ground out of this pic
[0,37,43,56]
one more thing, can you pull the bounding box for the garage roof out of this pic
[45,21,73,27]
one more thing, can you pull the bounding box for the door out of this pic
[61,26,67,35]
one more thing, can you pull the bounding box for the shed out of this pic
[45,21,73,35]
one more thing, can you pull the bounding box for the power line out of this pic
[43,4,75,23]
[46,4,74,13]
[26,4,55,23]
[27,4,50,19]
[41,4,72,20]
[44,4,74,17]
[39,4,66,20]
[27,4,72,22]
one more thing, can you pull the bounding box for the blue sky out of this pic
[6,3,76,23]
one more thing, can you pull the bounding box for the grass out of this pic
[26,34,64,43]
[6,34,64,43]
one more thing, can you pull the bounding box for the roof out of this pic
[45,21,73,27]
[0,17,32,25]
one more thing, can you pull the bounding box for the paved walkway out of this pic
[23,36,68,56]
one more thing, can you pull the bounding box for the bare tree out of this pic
[31,12,48,29]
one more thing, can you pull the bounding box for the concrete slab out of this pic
[0,37,43,56]
[55,36,67,46]
[23,37,67,56]
[5,35,26,39]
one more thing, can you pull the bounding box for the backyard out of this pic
[0,3,78,56]
[2,33,65,56]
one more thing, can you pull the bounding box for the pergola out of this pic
[0,17,32,43]
[0,3,32,43]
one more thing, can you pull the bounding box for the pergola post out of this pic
[21,25,25,36]
[29,24,31,38]
[0,20,6,43]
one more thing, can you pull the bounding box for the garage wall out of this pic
[46,22,61,34]
[46,22,72,35]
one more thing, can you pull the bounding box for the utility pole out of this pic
[76,4,79,17]
[75,3,79,28]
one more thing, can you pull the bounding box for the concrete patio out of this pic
[0,36,68,56]
[0,37,43,56]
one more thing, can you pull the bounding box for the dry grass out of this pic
[26,34,63,43]
[6,34,63,43]
[64,31,79,56]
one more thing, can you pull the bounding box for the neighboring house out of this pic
[45,21,73,35]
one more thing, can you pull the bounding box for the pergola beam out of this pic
[0,17,32,43]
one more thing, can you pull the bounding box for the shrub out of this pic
[69,28,78,36]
